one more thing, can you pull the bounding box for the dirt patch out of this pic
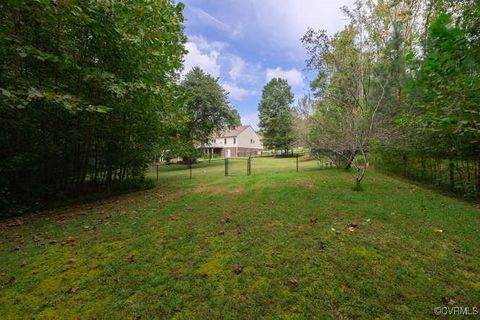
[291,180,316,189]
[193,184,245,195]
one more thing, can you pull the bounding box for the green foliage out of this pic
[168,67,240,160]
[0,0,186,215]
[258,78,295,153]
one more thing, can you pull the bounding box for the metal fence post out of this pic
[189,160,192,179]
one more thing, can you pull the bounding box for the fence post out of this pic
[156,164,159,181]
[225,158,228,176]
[189,160,192,179]
[247,156,251,176]
[296,154,299,172]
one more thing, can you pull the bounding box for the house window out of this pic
[250,139,255,144]
[224,138,227,144]
[233,138,236,144]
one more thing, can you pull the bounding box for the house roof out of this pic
[214,125,250,138]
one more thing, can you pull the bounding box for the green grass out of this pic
[1,157,479,319]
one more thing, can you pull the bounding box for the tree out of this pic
[258,78,295,155]
[293,94,314,149]
[177,67,240,160]
[302,8,391,190]
[0,0,186,214]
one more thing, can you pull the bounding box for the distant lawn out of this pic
[1,157,479,319]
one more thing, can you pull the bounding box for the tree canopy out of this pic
[0,0,186,213]
[258,78,295,154]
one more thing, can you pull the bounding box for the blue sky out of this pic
[182,0,354,129]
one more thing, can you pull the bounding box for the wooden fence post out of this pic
[296,154,299,172]
[225,158,228,176]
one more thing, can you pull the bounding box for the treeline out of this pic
[298,0,480,197]
[0,1,241,215]
[0,0,186,214]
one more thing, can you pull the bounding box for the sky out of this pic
[182,0,355,129]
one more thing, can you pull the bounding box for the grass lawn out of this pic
[1,157,479,319]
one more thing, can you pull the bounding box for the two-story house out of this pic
[202,125,263,158]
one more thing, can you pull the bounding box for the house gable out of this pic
[237,126,262,149]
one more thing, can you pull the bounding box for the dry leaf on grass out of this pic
[63,236,77,245]
[67,287,78,295]
[289,277,299,287]
[232,263,243,275]
[442,296,456,305]
[5,276,16,285]
[7,219,24,227]
[221,217,231,224]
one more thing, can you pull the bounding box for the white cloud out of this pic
[265,67,304,88]
[192,7,244,39]
[240,112,260,130]
[183,40,221,77]
[221,82,256,101]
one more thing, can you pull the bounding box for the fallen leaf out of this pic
[232,263,243,275]
[64,236,77,245]
[67,287,78,295]
[66,258,76,265]
[128,254,136,263]
[7,219,24,227]
[310,217,318,224]
[319,242,327,250]
[133,316,141,320]
[5,276,16,285]
[218,230,225,236]
[0,272,6,277]
[49,240,58,244]
[289,277,299,287]
[442,296,456,305]
[348,227,356,232]
[435,228,444,233]
[221,217,231,224]
[21,259,27,267]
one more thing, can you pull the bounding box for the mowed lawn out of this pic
[1,157,479,319]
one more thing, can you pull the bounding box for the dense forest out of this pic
[299,0,480,196]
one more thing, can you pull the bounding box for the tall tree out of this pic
[176,67,240,159]
[0,0,186,214]
[258,78,295,155]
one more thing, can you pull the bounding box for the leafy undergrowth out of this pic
[1,158,479,319]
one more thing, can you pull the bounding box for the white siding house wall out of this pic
[237,126,262,149]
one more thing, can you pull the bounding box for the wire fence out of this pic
[374,152,480,199]
[150,154,335,181]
